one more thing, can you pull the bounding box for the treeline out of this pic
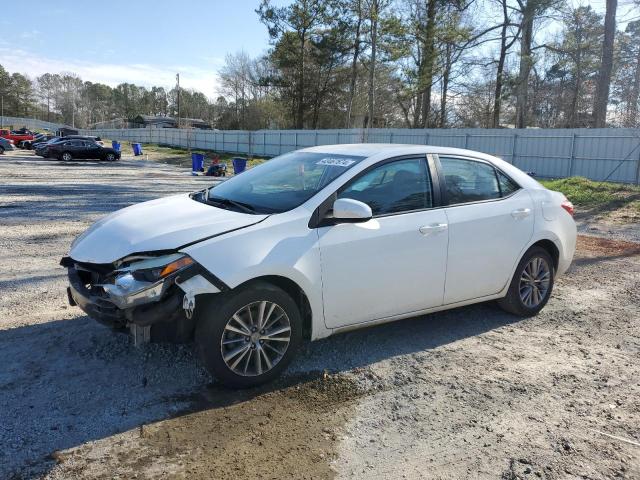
[0,66,214,128]
[2,0,639,130]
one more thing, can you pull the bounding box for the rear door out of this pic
[437,155,534,304]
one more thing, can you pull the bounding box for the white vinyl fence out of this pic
[4,117,638,183]
[83,127,640,184]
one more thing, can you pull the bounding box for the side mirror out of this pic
[332,198,372,223]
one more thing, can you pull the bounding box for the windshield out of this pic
[205,151,366,214]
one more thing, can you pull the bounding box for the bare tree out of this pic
[593,0,617,127]
[366,0,380,128]
[37,73,59,122]
[346,0,365,127]
[514,0,558,128]
[492,0,520,127]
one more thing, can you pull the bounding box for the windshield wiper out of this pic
[208,196,256,214]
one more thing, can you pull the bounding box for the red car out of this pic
[0,129,35,145]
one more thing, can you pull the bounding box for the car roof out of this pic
[300,143,500,161]
[300,143,542,190]
[57,136,97,141]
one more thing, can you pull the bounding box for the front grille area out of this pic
[67,262,127,329]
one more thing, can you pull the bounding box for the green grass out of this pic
[539,177,640,214]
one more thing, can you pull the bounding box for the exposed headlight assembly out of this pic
[101,253,194,309]
[118,253,195,282]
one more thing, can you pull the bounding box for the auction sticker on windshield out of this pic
[316,157,357,167]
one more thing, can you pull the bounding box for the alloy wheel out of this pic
[519,256,551,308]
[220,301,291,377]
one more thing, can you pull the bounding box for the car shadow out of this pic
[0,302,520,478]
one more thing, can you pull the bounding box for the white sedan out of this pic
[63,144,577,387]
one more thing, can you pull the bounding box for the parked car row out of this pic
[0,128,34,146]
[0,127,118,161]
[18,133,56,149]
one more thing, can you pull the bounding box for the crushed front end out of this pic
[61,253,222,344]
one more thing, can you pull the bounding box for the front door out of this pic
[317,156,449,329]
[69,140,86,158]
[84,141,102,159]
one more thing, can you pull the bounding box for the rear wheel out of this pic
[0,146,4,155]
[61,152,73,161]
[105,153,116,161]
[195,281,302,388]
[498,246,554,317]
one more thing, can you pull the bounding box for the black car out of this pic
[34,136,102,157]
[47,139,120,161]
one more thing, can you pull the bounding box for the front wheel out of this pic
[0,146,4,155]
[498,246,554,317]
[105,153,116,161]
[61,152,73,161]
[195,281,302,388]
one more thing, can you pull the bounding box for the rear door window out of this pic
[439,157,501,205]
[497,171,520,196]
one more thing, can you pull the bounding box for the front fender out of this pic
[181,209,331,340]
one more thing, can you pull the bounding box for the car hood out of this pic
[69,193,267,264]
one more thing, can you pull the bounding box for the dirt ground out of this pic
[1,150,639,480]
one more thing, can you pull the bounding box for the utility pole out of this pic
[176,73,180,129]
[1,95,4,128]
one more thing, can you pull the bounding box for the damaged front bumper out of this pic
[62,255,225,341]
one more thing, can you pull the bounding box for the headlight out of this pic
[119,253,194,282]
[101,254,195,309]
[158,256,194,278]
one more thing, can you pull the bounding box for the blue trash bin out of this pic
[191,153,205,172]
[111,141,121,152]
[132,143,143,156]
[232,157,247,175]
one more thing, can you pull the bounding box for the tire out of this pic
[61,152,73,161]
[498,246,554,317]
[195,281,302,388]
[105,153,116,161]
[0,146,4,155]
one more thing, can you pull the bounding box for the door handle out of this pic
[511,208,531,219]
[419,223,448,235]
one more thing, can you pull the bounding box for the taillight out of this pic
[561,199,574,217]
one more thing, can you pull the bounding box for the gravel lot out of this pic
[1,150,639,479]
